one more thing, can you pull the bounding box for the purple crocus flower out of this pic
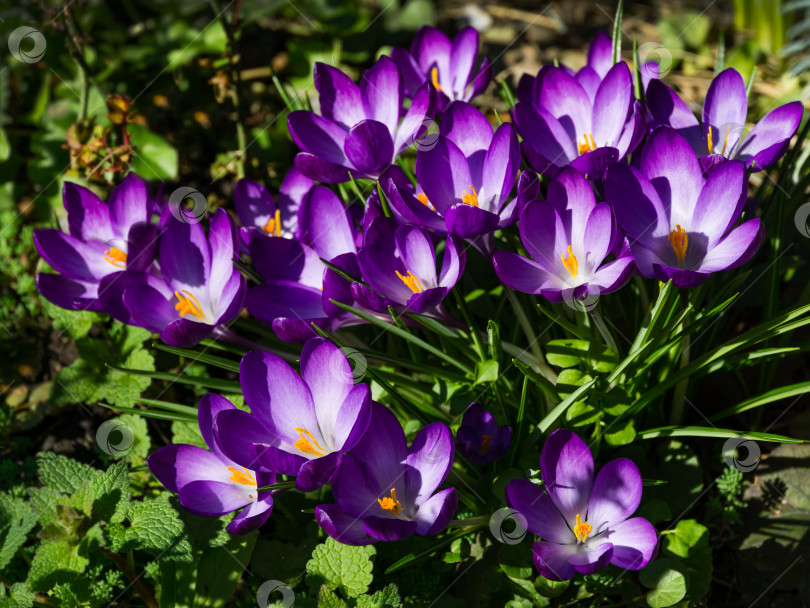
[245,185,360,343]
[391,26,492,109]
[147,393,275,535]
[506,430,657,580]
[646,68,803,173]
[233,167,314,245]
[213,338,372,492]
[315,402,457,545]
[401,101,519,250]
[354,218,465,317]
[122,208,247,347]
[604,126,763,288]
[513,63,645,178]
[493,167,635,302]
[456,402,512,465]
[287,56,436,183]
[34,174,156,313]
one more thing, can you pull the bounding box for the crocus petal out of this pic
[178,479,253,517]
[394,83,437,156]
[293,152,350,183]
[505,478,571,543]
[390,46,425,98]
[109,173,150,239]
[253,443,308,476]
[469,57,492,98]
[541,429,594,526]
[198,393,237,462]
[481,123,520,208]
[444,204,500,238]
[735,101,804,170]
[546,166,596,246]
[703,68,747,155]
[532,66,592,142]
[582,203,615,270]
[295,451,342,492]
[586,31,613,79]
[691,160,746,246]
[123,283,177,333]
[314,62,364,129]
[414,487,457,535]
[413,26,451,79]
[36,273,101,312]
[532,541,578,581]
[240,350,318,446]
[363,516,418,542]
[568,147,619,181]
[645,79,704,153]
[278,167,314,238]
[653,264,711,288]
[315,504,376,545]
[334,384,372,451]
[213,407,277,472]
[246,282,325,326]
[438,235,465,289]
[63,181,114,243]
[207,208,237,298]
[147,444,232,493]
[416,137,473,213]
[449,27,478,98]
[492,252,564,294]
[604,163,669,242]
[396,224,438,286]
[234,178,275,229]
[604,517,658,570]
[518,200,567,272]
[359,244,417,305]
[697,218,764,273]
[287,111,348,166]
[586,458,643,532]
[126,222,159,272]
[383,180,446,232]
[250,237,324,288]
[575,66,601,104]
[405,287,448,314]
[344,119,395,176]
[34,229,114,282]
[226,497,273,535]
[361,56,401,141]
[513,102,577,167]
[160,318,215,348]
[587,256,636,294]
[300,337,354,444]
[439,101,494,156]
[159,211,211,293]
[569,542,614,575]
[591,63,632,147]
[405,421,454,500]
[302,185,357,261]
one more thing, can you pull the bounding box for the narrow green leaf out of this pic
[152,343,240,373]
[709,380,810,421]
[611,0,624,64]
[538,378,598,433]
[638,426,806,444]
[107,365,241,392]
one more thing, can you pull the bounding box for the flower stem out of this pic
[505,288,554,379]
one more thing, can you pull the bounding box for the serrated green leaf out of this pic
[114,413,150,462]
[111,494,193,562]
[306,537,376,598]
[36,453,96,494]
[356,584,402,608]
[317,585,347,608]
[67,482,94,516]
[0,583,35,608]
[27,487,62,526]
[41,299,97,340]
[0,494,38,570]
[194,532,258,608]
[172,419,208,449]
[90,461,131,523]
[27,540,89,592]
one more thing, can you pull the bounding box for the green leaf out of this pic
[36,452,96,494]
[109,494,193,562]
[172,419,208,449]
[356,584,402,608]
[604,421,637,446]
[0,493,38,570]
[0,583,35,608]
[194,532,258,608]
[538,377,598,433]
[662,520,711,601]
[638,426,805,444]
[317,585,347,608]
[565,400,601,428]
[89,462,131,524]
[534,576,569,598]
[27,540,89,592]
[305,537,376,598]
[546,339,590,368]
[498,544,533,579]
[114,413,151,462]
[128,124,179,180]
[639,559,687,608]
[41,298,97,340]
[474,360,499,385]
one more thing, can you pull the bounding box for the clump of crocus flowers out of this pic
[34,24,804,586]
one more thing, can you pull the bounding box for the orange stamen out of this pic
[573,513,592,543]
[262,209,282,237]
[104,247,127,268]
[293,427,326,457]
[378,488,403,516]
[481,434,492,456]
[174,290,205,320]
[668,224,688,268]
[707,125,714,155]
[431,66,443,92]
[417,192,435,210]
[396,270,424,294]
[578,133,596,155]
[461,185,478,207]
[227,466,256,486]
[561,245,579,278]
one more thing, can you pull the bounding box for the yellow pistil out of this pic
[668,224,688,268]
[174,290,205,320]
[103,247,127,268]
[481,434,492,456]
[378,488,403,516]
[561,245,579,278]
[578,133,596,155]
[431,66,443,92]
[417,192,435,211]
[707,125,714,154]
[396,270,425,294]
[573,513,592,544]
[461,185,478,207]
[262,209,282,237]
[720,126,731,156]
[293,427,326,457]
[227,466,256,486]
